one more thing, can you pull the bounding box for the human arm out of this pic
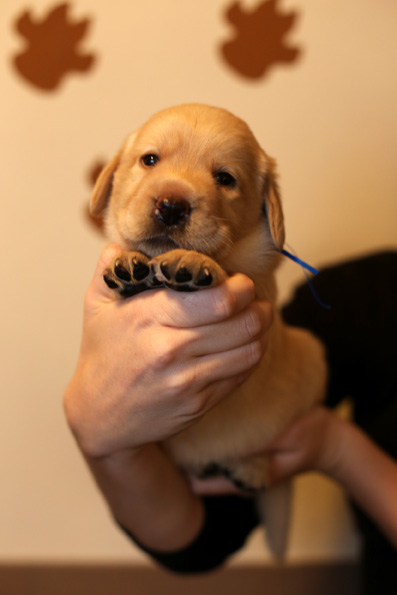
[63,244,272,553]
[264,406,397,548]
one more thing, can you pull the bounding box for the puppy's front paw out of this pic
[103,251,161,298]
[151,249,227,292]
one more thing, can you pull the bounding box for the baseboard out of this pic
[0,562,361,595]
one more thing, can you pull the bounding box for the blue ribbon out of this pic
[280,248,331,310]
[281,249,319,276]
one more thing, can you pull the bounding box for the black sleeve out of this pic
[121,251,397,579]
[282,250,397,433]
[120,495,259,573]
[283,250,397,592]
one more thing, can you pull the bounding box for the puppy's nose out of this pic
[154,196,191,227]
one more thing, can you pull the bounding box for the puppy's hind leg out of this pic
[257,479,293,560]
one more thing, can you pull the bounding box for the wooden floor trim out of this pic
[0,562,361,595]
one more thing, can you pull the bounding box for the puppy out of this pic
[90,104,327,557]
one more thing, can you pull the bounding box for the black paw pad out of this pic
[114,262,132,282]
[133,261,150,281]
[175,267,193,283]
[120,284,149,298]
[197,268,213,287]
[103,274,119,289]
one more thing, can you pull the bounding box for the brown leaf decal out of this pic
[220,0,301,79]
[12,3,97,91]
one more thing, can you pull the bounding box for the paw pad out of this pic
[133,261,150,281]
[196,268,213,287]
[114,261,132,282]
[150,249,226,292]
[103,249,227,298]
[174,267,193,283]
[103,251,154,297]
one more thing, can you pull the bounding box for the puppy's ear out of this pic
[261,154,285,251]
[89,151,121,216]
[90,130,138,216]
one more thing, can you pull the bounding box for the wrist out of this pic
[318,414,352,479]
[63,372,117,458]
[85,443,159,477]
[87,441,205,552]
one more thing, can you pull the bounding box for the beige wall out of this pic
[1,0,396,564]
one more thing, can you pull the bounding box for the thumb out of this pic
[86,244,123,303]
[267,451,301,486]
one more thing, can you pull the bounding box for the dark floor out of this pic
[0,562,361,595]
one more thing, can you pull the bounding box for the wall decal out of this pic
[11,3,96,91]
[220,0,301,80]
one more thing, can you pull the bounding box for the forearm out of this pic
[332,419,397,548]
[64,249,272,556]
[85,443,205,552]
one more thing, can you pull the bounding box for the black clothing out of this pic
[123,251,397,591]
[121,495,259,574]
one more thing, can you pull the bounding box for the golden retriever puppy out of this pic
[90,104,327,556]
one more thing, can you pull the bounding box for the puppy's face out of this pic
[91,104,285,273]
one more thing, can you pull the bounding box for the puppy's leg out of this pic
[103,251,162,298]
[151,249,227,292]
[222,456,292,557]
[225,454,270,491]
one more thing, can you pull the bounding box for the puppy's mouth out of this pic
[137,235,181,256]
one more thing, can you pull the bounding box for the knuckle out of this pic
[243,306,263,339]
[183,391,209,418]
[165,368,209,418]
[214,285,237,320]
[150,334,181,369]
[185,397,207,419]
[217,275,255,320]
[245,339,265,368]
[170,366,198,396]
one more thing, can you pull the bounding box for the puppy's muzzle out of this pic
[153,196,191,227]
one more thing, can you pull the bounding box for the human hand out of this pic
[63,244,273,458]
[188,406,345,496]
[265,406,345,485]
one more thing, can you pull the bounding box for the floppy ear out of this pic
[90,130,139,216]
[89,151,121,216]
[261,155,285,251]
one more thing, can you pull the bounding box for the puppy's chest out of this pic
[163,325,327,467]
[163,354,297,464]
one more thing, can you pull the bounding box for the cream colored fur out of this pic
[90,104,327,557]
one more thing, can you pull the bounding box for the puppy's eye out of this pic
[141,154,159,166]
[214,171,236,187]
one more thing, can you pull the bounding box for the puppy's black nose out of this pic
[154,196,191,227]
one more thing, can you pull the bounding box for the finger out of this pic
[267,451,307,485]
[189,474,249,496]
[148,273,256,328]
[193,338,266,394]
[86,244,123,303]
[264,407,324,453]
[186,300,273,357]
